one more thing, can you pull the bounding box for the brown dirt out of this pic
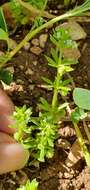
[0,1,90,190]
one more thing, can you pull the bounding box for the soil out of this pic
[0,1,90,190]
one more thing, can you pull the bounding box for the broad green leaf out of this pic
[73,88,90,110]
[71,107,87,123]
[0,8,8,33]
[0,69,13,84]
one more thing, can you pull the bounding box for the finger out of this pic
[0,143,29,174]
[0,132,15,143]
[0,114,16,134]
[0,88,15,134]
[0,88,14,115]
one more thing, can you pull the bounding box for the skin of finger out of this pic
[0,132,16,143]
[0,88,15,134]
[0,143,29,174]
[0,89,14,115]
[0,114,16,134]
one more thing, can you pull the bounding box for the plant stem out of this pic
[73,121,90,167]
[2,1,90,65]
[83,120,90,144]
[66,104,90,167]
[52,52,62,109]
[6,12,71,63]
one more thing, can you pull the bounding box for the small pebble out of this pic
[6,66,14,74]
[29,84,34,90]
[0,51,4,56]
[25,68,34,75]
[57,138,71,150]
[31,39,39,46]
[17,79,24,84]
[19,65,24,70]
[33,61,38,66]
[30,46,42,55]
[23,42,30,51]
[39,34,48,48]
[9,39,17,49]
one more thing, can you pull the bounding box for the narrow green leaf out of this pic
[58,102,69,111]
[39,97,50,111]
[0,7,8,33]
[60,78,72,86]
[62,58,78,65]
[45,55,57,67]
[42,76,53,85]
[0,28,9,41]
[51,48,58,63]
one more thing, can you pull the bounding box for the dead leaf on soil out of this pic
[65,139,83,167]
[57,20,87,41]
[56,138,71,150]
[63,48,81,60]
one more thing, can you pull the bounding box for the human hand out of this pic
[0,88,29,174]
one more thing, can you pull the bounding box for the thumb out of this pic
[0,133,29,174]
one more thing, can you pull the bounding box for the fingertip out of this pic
[0,143,29,174]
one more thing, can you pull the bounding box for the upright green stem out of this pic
[52,51,62,109]
[66,104,90,167]
[73,121,90,167]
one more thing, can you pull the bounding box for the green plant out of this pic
[17,179,38,190]
[11,27,79,162]
[0,7,9,47]
[11,105,32,143]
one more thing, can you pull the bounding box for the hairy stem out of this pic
[73,122,90,167]
[52,52,62,109]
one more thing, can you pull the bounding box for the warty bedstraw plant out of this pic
[17,179,38,190]
[11,27,78,162]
